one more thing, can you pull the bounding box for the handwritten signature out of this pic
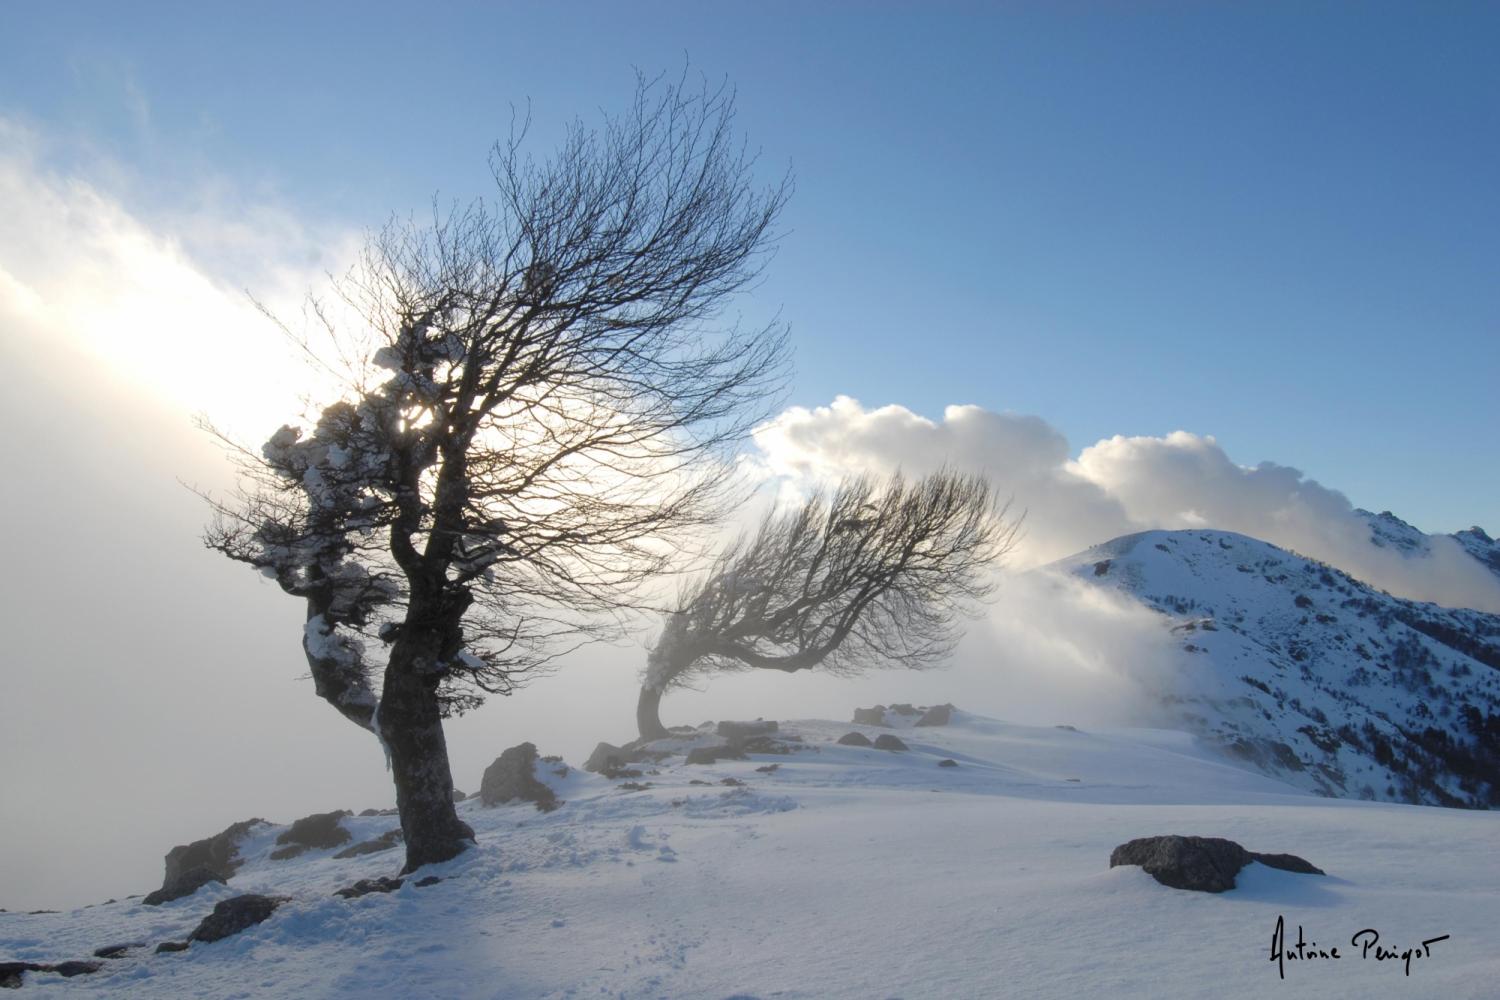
[1270,915,1450,979]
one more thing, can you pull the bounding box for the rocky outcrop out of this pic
[333,828,403,859]
[479,743,560,811]
[684,744,745,765]
[852,706,888,727]
[915,704,954,727]
[271,811,352,860]
[144,818,267,905]
[873,734,908,751]
[716,720,778,740]
[584,742,645,774]
[1109,835,1324,892]
[188,894,286,943]
[0,961,102,987]
[837,732,873,747]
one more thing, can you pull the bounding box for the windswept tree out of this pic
[205,72,791,872]
[636,471,1018,741]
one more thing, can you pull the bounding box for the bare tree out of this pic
[204,71,791,872]
[636,471,1018,741]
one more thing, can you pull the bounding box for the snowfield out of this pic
[4,711,1496,998]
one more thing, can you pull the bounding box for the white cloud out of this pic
[752,397,1500,613]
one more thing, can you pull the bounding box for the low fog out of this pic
[3,128,1496,913]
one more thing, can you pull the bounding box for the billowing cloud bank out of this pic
[753,397,1500,613]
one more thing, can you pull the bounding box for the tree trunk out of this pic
[636,684,670,742]
[378,656,474,874]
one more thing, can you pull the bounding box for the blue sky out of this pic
[3,1,1497,532]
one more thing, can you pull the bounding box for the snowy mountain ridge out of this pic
[1053,529,1500,808]
[1356,508,1500,583]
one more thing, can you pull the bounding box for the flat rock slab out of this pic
[1110,835,1324,893]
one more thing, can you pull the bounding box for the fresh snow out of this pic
[5,711,1496,998]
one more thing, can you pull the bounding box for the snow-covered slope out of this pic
[1054,530,1500,808]
[4,713,1497,998]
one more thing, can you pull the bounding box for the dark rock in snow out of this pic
[1109,835,1324,892]
[155,941,190,954]
[852,706,889,727]
[937,758,958,767]
[584,742,643,774]
[143,865,224,905]
[452,788,467,802]
[685,744,745,765]
[413,876,443,888]
[333,828,404,859]
[480,743,560,811]
[716,720,778,740]
[915,704,954,727]
[189,894,285,943]
[335,876,406,899]
[275,811,353,852]
[145,818,266,905]
[358,808,384,817]
[837,732,873,747]
[92,942,145,959]
[0,960,104,984]
[873,734,908,751]
[888,703,919,716]
[49,961,102,978]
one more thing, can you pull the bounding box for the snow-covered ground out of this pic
[4,711,1496,998]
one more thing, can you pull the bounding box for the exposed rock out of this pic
[938,758,958,767]
[145,818,266,905]
[269,843,308,861]
[479,743,560,811]
[155,941,190,954]
[685,744,745,765]
[275,811,353,853]
[333,828,403,859]
[142,866,224,906]
[873,734,908,751]
[852,706,888,727]
[413,876,443,888]
[189,894,285,943]
[837,732,873,747]
[335,876,405,899]
[888,703,919,716]
[755,764,780,773]
[1109,835,1324,892]
[717,720,778,740]
[92,942,144,959]
[719,777,744,787]
[0,960,104,985]
[452,788,467,802]
[915,703,954,727]
[584,742,643,774]
[738,735,796,755]
[50,962,101,978]
[358,808,383,817]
